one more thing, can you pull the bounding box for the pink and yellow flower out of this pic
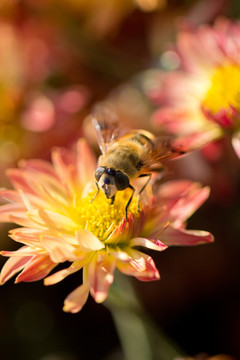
[0,139,213,313]
[149,18,240,157]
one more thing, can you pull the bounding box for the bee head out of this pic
[95,167,130,199]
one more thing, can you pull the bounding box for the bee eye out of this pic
[115,171,129,190]
[106,168,115,176]
[95,167,106,181]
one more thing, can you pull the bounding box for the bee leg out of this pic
[125,185,135,220]
[91,182,100,203]
[137,174,152,211]
[149,166,166,192]
[138,173,152,194]
[111,195,115,205]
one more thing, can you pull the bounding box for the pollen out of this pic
[74,190,140,241]
[202,63,240,116]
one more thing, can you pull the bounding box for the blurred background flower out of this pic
[144,18,240,157]
[0,0,240,360]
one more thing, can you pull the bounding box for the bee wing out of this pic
[140,136,184,172]
[91,102,121,154]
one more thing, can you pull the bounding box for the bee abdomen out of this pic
[130,133,155,147]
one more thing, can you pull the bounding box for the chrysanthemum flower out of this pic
[149,18,240,157]
[0,139,213,313]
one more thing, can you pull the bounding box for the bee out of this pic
[91,103,183,219]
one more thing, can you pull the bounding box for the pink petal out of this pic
[106,214,141,245]
[170,187,210,225]
[28,208,78,231]
[177,30,218,73]
[109,247,132,261]
[156,180,211,225]
[44,255,92,285]
[6,169,36,194]
[44,259,88,285]
[117,250,160,282]
[20,174,69,209]
[105,217,128,244]
[88,253,116,303]
[148,71,200,105]
[1,247,39,257]
[40,235,77,262]
[0,203,26,222]
[173,129,221,151]
[51,147,77,195]
[9,227,43,246]
[160,226,214,246]
[63,281,90,313]
[0,248,33,284]
[0,189,23,203]
[129,237,168,252]
[152,107,203,134]
[157,179,202,199]
[76,139,97,186]
[77,229,104,251]
[8,214,42,228]
[232,132,240,158]
[5,169,66,211]
[0,189,58,214]
[18,159,57,179]
[15,255,56,283]
[35,182,69,209]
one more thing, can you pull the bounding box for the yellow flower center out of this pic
[203,63,240,115]
[74,190,140,242]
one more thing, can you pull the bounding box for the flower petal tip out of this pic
[206,233,215,243]
[62,303,81,314]
[43,278,51,286]
[14,278,21,284]
[93,291,108,304]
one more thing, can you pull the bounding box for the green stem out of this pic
[104,271,186,360]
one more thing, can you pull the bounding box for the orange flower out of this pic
[0,139,213,312]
